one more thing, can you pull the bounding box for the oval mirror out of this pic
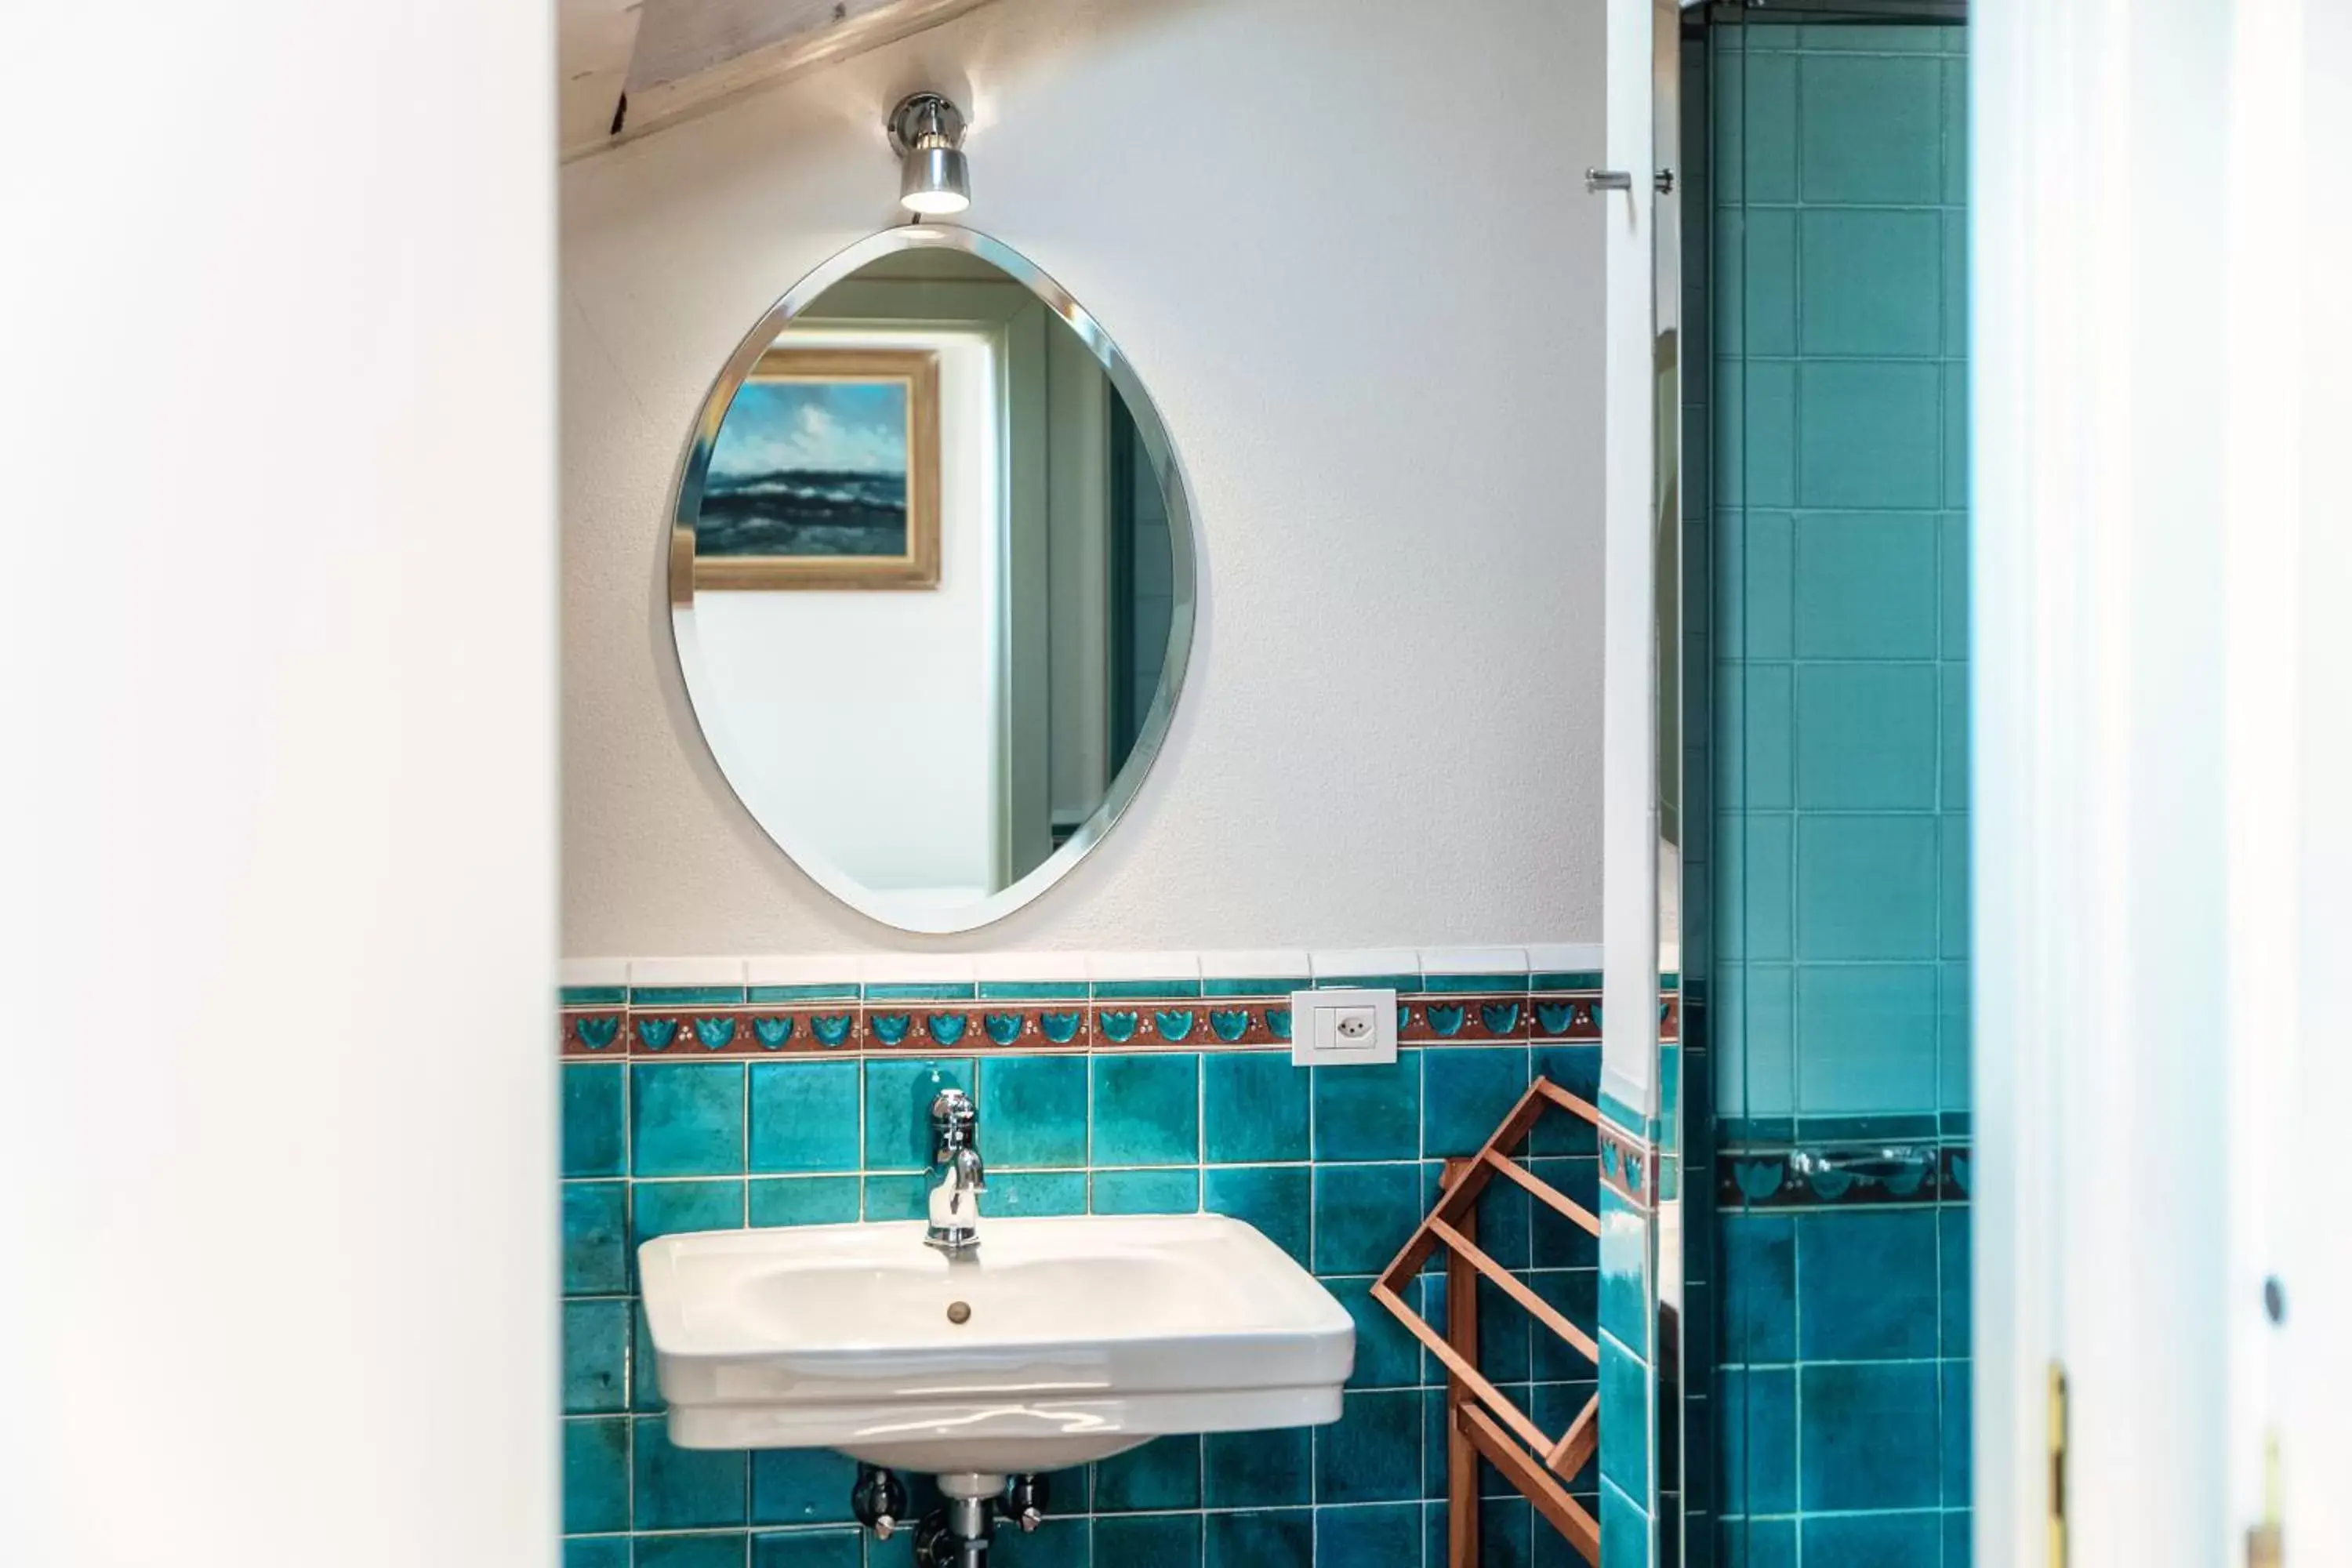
[667,227,1198,933]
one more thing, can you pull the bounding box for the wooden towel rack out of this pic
[1370,1076,1603,1567]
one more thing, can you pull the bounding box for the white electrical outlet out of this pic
[1289,987,1399,1067]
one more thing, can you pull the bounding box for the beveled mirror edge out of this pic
[663,223,1202,935]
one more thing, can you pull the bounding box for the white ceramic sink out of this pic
[638,1214,1354,1475]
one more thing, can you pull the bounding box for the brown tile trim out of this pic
[560,985,1659,1057]
[1598,1121,1653,1210]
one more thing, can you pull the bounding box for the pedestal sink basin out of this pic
[638,1213,1355,1475]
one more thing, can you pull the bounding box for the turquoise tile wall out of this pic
[561,970,1611,1568]
[1709,18,1971,1142]
[1698,20,1972,1568]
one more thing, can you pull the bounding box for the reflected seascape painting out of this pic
[691,347,940,589]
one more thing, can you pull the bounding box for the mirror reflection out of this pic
[670,233,1194,932]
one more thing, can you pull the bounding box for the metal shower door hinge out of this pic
[1582,169,1676,194]
[2049,1363,2069,1568]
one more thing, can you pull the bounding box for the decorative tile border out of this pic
[557,951,1641,1058]
[1714,1142,1972,1210]
[1599,1120,1653,1211]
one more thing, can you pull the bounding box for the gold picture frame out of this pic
[690,347,941,590]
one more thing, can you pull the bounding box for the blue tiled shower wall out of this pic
[1690,17,1973,1567]
[561,957,1618,1568]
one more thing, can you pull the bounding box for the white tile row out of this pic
[560,944,1603,990]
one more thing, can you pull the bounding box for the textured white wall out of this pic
[562,0,1605,953]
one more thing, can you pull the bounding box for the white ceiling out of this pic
[558,0,1000,161]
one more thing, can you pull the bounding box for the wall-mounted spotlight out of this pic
[887,92,971,216]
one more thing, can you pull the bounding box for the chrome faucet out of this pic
[925,1087,986,1254]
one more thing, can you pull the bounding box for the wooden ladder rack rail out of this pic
[1370,1076,1606,1568]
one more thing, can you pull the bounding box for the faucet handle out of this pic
[930,1087,977,1150]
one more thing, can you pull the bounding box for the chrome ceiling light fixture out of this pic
[887,92,971,216]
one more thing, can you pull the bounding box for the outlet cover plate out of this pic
[1288,987,1399,1067]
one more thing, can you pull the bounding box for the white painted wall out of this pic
[688,325,1002,903]
[561,0,1606,953]
[0,4,556,1566]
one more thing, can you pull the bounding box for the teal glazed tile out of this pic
[1798,361,1942,510]
[1090,1053,1200,1166]
[1942,666,1972,815]
[1940,1206,1972,1356]
[748,1175,860,1229]
[1716,1365,1795,1514]
[1800,1511,1940,1568]
[1944,360,1970,510]
[631,1180,744,1259]
[631,1063,746,1176]
[1795,666,1938,811]
[1091,976,1204,1000]
[1598,1186,1650,1356]
[1940,512,1971,659]
[1720,1213,1796,1362]
[1530,971,1602,993]
[1204,1428,1310,1508]
[1798,1209,1938,1360]
[633,1414,747,1528]
[1795,964,1939,1113]
[1719,1517,1796,1568]
[746,982,859,1004]
[976,979,1090,1001]
[1529,1044,1602,1155]
[1599,1333,1650,1501]
[631,1301,662,1413]
[640,1537,749,1568]
[563,1064,626,1177]
[1091,1168,1199,1214]
[1799,1360,1940,1510]
[1798,209,1942,357]
[751,1446,857,1525]
[1091,1512,1202,1568]
[1744,361,1798,510]
[562,1299,630,1414]
[979,1054,1089,1167]
[1737,510,1794,659]
[1310,971,1420,993]
[1793,514,1939,660]
[862,1174,927,1221]
[1529,1272,1601,1381]
[1313,1388,1421,1503]
[748,1058,861,1173]
[1422,1047,1531,1156]
[562,984,629,1008]
[992,1517,1092,1568]
[1312,1053,1421,1161]
[1314,1501,1421,1568]
[563,1540,628,1568]
[751,1530,862,1568]
[562,1181,629,1297]
[1203,1051,1311,1163]
[1479,1499,1533,1568]
[1945,1512,1973,1568]
[561,1417,629,1534]
[1943,1358,1973,1504]
[1737,208,1798,359]
[1091,1435,1201,1511]
[1203,975,1306,998]
[1206,1508,1312,1568]
[1742,665,1794,809]
[1530,1157,1601,1267]
[1420,970,1532,994]
[1328,1276,1419,1389]
[862,1058,975,1172]
[1795,814,1939,956]
[631,985,746,1008]
[864,982,978,1003]
[1739,49,1798,203]
[1311,1162,1423,1275]
[989,1170,1088,1218]
[1206,1165,1311,1268]
[1798,53,1943,203]
[1599,1479,1649,1568]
